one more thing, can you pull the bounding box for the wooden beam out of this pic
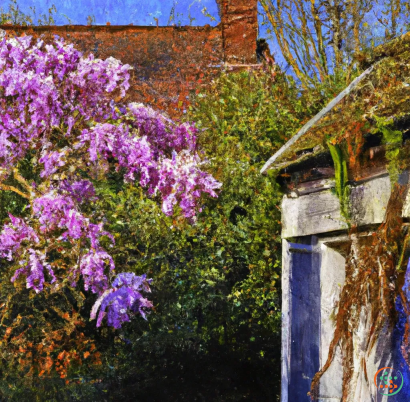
[260,62,379,174]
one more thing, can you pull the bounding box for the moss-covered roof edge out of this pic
[260,63,377,174]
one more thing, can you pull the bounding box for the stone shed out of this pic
[261,33,410,401]
[0,0,259,117]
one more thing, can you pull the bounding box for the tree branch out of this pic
[0,183,30,199]
[13,168,32,192]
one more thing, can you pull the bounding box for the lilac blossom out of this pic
[39,149,67,177]
[59,179,98,203]
[11,249,56,293]
[0,35,131,171]
[0,35,221,329]
[127,102,197,155]
[77,118,220,218]
[79,249,115,294]
[32,192,79,234]
[90,273,153,328]
[156,150,221,218]
[0,214,39,260]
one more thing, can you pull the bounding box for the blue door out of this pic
[288,245,320,401]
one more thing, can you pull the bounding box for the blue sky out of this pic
[5,0,270,40]
[0,0,280,67]
[2,0,406,76]
[10,0,221,26]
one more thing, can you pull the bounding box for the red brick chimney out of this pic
[217,0,258,64]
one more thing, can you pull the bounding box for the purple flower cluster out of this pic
[11,249,56,293]
[0,214,39,261]
[77,109,221,218]
[157,150,221,218]
[90,273,153,329]
[79,249,115,294]
[60,179,98,203]
[127,103,197,155]
[0,35,130,171]
[39,149,67,178]
[77,122,154,186]
[0,35,221,329]
[32,188,116,291]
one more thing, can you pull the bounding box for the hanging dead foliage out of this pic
[309,177,410,399]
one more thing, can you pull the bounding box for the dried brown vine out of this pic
[309,173,410,399]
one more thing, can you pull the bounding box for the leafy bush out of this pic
[0,33,219,399]
[0,33,322,399]
[83,69,323,401]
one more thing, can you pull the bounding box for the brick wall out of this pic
[217,0,258,64]
[0,0,259,117]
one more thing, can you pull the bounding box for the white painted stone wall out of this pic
[317,237,345,402]
[281,173,410,401]
[282,174,393,239]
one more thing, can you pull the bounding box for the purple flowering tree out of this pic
[0,34,221,329]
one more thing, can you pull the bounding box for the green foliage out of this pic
[191,69,327,161]
[328,143,349,220]
[0,0,56,26]
[0,69,320,400]
[0,0,32,25]
[373,116,404,185]
[87,70,319,400]
[83,70,288,400]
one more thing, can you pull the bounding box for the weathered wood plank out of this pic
[282,190,348,238]
[282,175,392,238]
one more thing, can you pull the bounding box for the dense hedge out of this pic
[0,68,325,401]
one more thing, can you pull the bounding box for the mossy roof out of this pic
[262,31,410,172]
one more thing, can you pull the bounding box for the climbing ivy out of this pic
[328,142,350,221]
[373,116,404,185]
